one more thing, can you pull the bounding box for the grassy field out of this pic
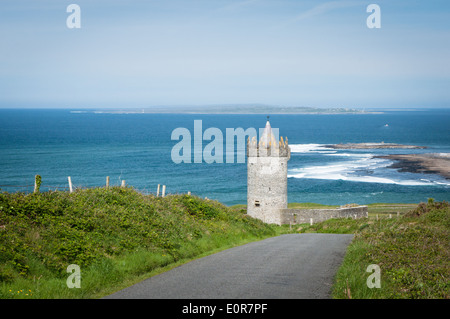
[0,187,289,299]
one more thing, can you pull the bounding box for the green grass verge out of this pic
[333,200,449,299]
[0,187,290,299]
[295,199,449,299]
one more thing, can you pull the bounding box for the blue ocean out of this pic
[0,108,449,206]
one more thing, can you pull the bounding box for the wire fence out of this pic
[0,175,171,197]
[0,184,73,193]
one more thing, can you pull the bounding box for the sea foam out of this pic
[287,144,449,186]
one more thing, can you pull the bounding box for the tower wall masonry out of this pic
[247,156,288,224]
[246,119,290,225]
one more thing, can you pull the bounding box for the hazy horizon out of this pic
[1,105,448,112]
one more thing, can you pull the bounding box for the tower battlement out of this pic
[247,135,291,158]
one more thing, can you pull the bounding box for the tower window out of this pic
[254,200,260,207]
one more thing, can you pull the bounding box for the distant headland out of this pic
[325,142,427,149]
[79,105,382,114]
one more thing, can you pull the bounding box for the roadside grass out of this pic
[0,187,290,299]
[299,199,449,299]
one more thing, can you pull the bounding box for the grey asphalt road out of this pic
[104,233,353,299]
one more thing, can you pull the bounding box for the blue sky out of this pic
[0,0,449,109]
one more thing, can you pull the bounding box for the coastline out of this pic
[69,105,383,115]
[375,153,450,180]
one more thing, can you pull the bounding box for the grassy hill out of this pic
[0,187,285,298]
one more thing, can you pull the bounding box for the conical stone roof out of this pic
[259,118,277,148]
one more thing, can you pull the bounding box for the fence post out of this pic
[121,180,126,188]
[68,176,73,193]
[162,185,166,197]
[106,176,110,188]
[34,175,41,193]
[156,184,160,197]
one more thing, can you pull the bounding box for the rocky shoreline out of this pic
[375,153,450,180]
[323,143,449,179]
[325,142,426,149]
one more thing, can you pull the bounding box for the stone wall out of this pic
[279,206,368,225]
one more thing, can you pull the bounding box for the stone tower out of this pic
[247,118,290,225]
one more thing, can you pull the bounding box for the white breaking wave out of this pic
[288,168,433,186]
[288,144,450,186]
[288,157,449,186]
[325,152,374,158]
[289,144,336,154]
[289,144,377,157]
